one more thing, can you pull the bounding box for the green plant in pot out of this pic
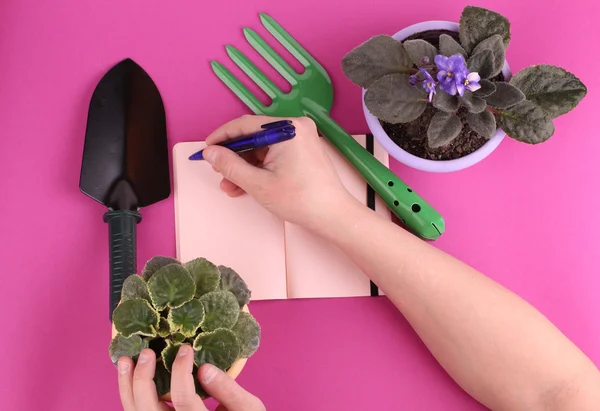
[108,256,261,400]
[342,6,587,171]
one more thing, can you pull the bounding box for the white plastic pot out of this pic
[362,21,512,173]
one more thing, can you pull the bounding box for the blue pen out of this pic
[189,120,296,160]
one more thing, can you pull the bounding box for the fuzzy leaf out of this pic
[498,100,555,144]
[474,79,496,98]
[439,34,467,58]
[154,360,171,397]
[232,312,261,358]
[427,112,463,148]
[403,39,437,67]
[168,299,205,337]
[161,342,182,372]
[148,264,196,310]
[486,82,525,109]
[193,329,240,370]
[157,317,170,338]
[459,6,510,53]
[472,35,505,78]
[341,35,412,88]
[433,91,459,113]
[509,65,587,118]
[113,299,160,338]
[467,49,494,79]
[141,256,181,281]
[467,110,497,139]
[364,74,427,124]
[109,334,148,365]
[121,275,150,303]
[173,333,186,343]
[199,291,240,332]
[460,92,487,113]
[218,266,251,308]
[185,258,221,298]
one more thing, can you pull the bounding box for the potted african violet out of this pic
[108,256,260,399]
[342,6,587,172]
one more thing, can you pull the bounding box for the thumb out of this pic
[202,146,266,192]
[198,364,265,411]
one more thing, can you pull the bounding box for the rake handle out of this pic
[306,107,444,240]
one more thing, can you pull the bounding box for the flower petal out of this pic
[447,81,457,96]
[467,72,481,83]
[437,71,448,83]
[434,55,449,70]
[466,83,481,92]
[456,82,465,97]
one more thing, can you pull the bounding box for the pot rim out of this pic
[361,20,512,172]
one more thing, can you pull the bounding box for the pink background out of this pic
[1,0,598,410]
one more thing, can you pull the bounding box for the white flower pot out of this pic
[362,21,512,173]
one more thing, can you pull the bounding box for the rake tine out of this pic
[226,45,281,99]
[211,61,267,115]
[259,13,316,68]
[243,28,298,86]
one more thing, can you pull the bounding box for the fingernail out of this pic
[137,351,149,364]
[203,147,216,163]
[202,364,218,384]
[178,345,189,357]
[118,361,130,374]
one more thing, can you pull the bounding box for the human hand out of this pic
[117,346,265,411]
[202,115,352,231]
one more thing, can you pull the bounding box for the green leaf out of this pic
[148,264,196,310]
[474,79,496,98]
[467,49,494,79]
[232,312,261,358]
[161,342,182,372]
[341,35,413,88]
[403,39,437,67]
[467,110,497,139]
[460,92,487,113]
[109,334,148,365]
[486,82,525,109]
[509,65,587,118]
[173,333,186,343]
[199,291,240,332]
[154,360,171,397]
[364,73,427,124]
[471,35,505,78]
[184,258,221,298]
[168,299,205,337]
[113,299,160,338]
[433,91,459,113]
[218,266,251,308]
[459,6,510,53]
[427,112,463,148]
[141,256,181,281]
[157,317,171,338]
[121,275,150,303]
[193,329,240,370]
[498,100,555,144]
[439,34,467,58]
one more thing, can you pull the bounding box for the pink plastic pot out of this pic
[362,21,512,173]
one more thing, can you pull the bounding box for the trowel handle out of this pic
[104,210,142,320]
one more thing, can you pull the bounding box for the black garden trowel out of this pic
[79,59,170,319]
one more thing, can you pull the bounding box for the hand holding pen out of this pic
[189,120,296,160]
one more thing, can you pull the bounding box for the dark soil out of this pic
[380,29,504,161]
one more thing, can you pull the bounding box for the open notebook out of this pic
[173,135,391,300]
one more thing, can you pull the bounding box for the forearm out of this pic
[315,198,600,410]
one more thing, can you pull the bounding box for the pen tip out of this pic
[189,152,203,161]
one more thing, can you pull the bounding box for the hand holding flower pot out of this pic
[108,256,260,399]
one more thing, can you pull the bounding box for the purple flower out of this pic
[409,75,417,86]
[419,68,436,102]
[462,72,481,92]
[435,54,469,96]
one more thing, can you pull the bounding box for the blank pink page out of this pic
[173,142,288,300]
[285,135,391,298]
